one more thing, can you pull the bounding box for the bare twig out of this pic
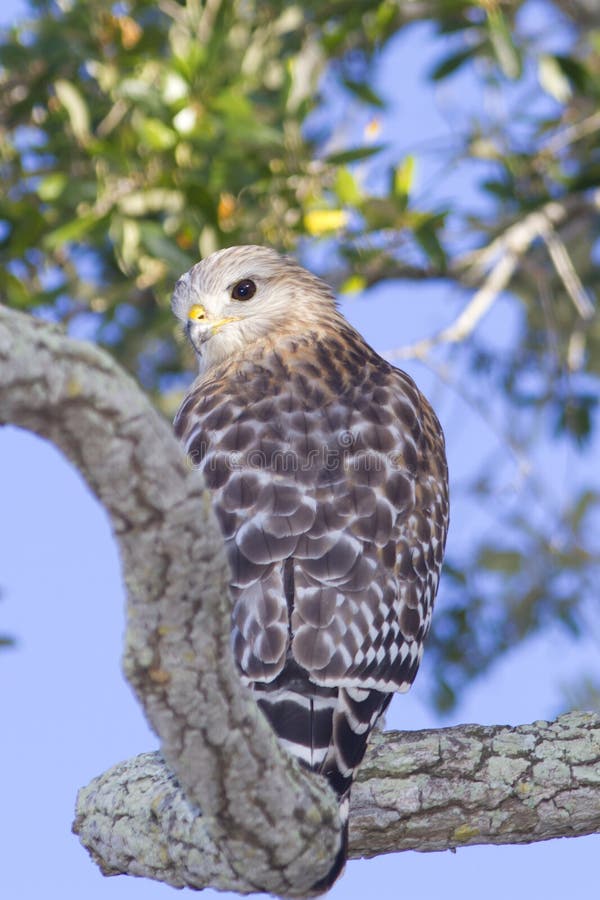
[543,110,600,156]
[384,196,597,362]
[541,221,595,320]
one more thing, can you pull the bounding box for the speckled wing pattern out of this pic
[175,322,448,887]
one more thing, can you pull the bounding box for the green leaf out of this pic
[134,116,178,150]
[481,178,515,200]
[119,77,157,105]
[414,217,447,270]
[340,274,366,294]
[43,213,100,250]
[487,8,522,80]
[162,71,189,105]
[325,144,386,166]
[212,88,255,121]
[334,167,363,205]
[538,55,572,103]
[0,40,29,70]
[554,394,598,446]
[430,47,475,81]
[304,209,349,235]
[118,189,184,217]
[553,54,589,93]
[54,79,91,145]
[392,154,416,202]
[0,271,30,307]
[342,78,385,109]
[361,197,402,230]
[172,106,198,135]
[37,173,68,202]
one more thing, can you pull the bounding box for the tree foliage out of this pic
[1,0,599,712]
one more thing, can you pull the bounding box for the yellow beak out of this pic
[188,304,238,334]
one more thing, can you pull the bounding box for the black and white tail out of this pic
[253,665,392,892]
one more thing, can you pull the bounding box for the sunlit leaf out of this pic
[304,209,349,235]
[162,71,189,104]
[54,79,91,145]
[334,168,363,205]
[340,274,366,293]
[134,116,178,150]
[119,189,184,217]
[393,154,416,202]
[37,173,68,202]
[172,106,197,134]
[538,54,572,103]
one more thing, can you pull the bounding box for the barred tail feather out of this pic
[254,676,392,892]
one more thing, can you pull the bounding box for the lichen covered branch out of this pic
[73,711,600,892]
[0,306,340,896]
[351,710,600,854]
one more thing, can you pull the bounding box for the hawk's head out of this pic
[172,245,336,372]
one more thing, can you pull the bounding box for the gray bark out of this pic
[72,711,600,892]
[1,305,599,896]
[0,305,340,896]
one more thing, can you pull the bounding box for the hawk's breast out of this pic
[174,328,449,691]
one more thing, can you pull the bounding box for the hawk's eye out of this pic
[231,279,256,301]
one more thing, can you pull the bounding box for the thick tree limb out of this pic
[72,711,600,892]
[2,307,599,895]
[0,305,340,896]
[352,711,600,854]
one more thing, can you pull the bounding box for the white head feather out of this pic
[172,245,337,373]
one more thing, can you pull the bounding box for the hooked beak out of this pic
[187,303,239,338]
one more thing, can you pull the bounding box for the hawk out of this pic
[172,246,449,890]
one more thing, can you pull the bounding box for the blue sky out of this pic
[1,3,598,899]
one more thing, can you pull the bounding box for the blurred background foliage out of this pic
[1,0,599,713]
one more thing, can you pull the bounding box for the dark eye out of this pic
[231,279,256,301]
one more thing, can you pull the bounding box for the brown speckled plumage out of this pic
[172,246,449,890]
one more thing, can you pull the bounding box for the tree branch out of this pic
[384,199,573,362]
[2,307,599,895]
[0,305,340,896]
[72,711,600,892]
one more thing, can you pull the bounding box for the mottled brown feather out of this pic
[175,325,448,691]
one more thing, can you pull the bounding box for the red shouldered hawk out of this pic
[172,246,449,891]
